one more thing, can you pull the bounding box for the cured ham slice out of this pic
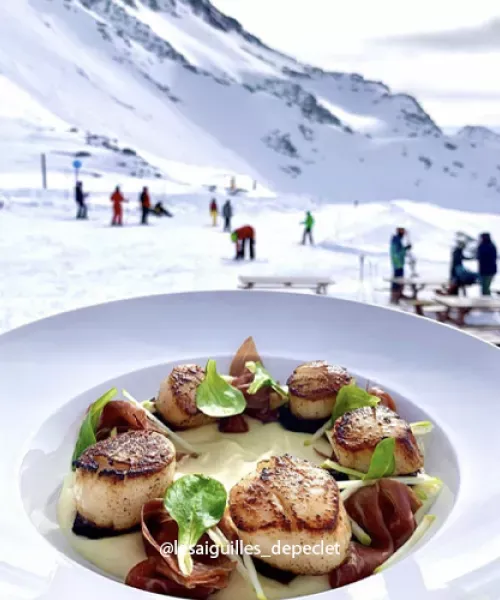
[367,386,397,412]
[218,414,249,433]
[230,344,281,423]
[125,500,236,598]
[229,337,262,377]
[329,479,422,588]
[126,559,214,599]
[96,400,151,439]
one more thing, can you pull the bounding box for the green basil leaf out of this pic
[71,387,117,468]
[332,384,380,422]
[245,361,288,398]
[363,438,396,480]
[164,474,227,575]
[196,359,246,417]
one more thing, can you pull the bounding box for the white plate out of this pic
[1,291,500,600]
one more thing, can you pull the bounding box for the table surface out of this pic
[435,296,500,309]
[239,275,335,284]
[384,277,448,287]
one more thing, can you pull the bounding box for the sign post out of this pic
[72,159,82,184]
[41,153,47,189]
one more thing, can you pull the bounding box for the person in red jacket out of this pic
[111,186,127,226]
[231,225,255,260]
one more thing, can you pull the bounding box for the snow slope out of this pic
[2,192,499,335]
[0,0,499,210]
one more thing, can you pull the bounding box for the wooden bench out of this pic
[400,298,448,317]
[421,304,449,318]
[459,327,500,347]
[238,275,334,295]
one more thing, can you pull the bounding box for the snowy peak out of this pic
[456,126,500,145]
[75,0,437,139]
[80,0,273,56]
[180,0,269,47]
[1,0,500,209]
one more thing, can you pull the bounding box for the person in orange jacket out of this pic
[140,186,151,225]
[111,186,127,226]
[210,198,218,227]
[231,225,255,260]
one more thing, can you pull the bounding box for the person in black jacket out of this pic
[449,240,477,294]
[75,181,88,219]
[139,187,151,225]
[477,232,498,295]
[222,199,233,232]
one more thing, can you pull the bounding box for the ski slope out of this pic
[1,192,499,334]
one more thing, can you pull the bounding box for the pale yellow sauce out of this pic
[58,419,334,599]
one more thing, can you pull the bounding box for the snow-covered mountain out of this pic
[1,0,500,210]
[456,126,500,146]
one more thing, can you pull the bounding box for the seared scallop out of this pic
[327,405,424,475]
[286,361,352,420]
[73,430,176,531]
[156,364,215,429]
[229,454,351,575]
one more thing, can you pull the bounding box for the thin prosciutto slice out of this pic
[329,480,422,588]
[125,500,236,598]
[229,336,262,377]
[126,558,214,599]
[96,400,151,439]
[367,387,398,412]
[218,414,250,433]
[96,401,187,460]
[230,339,280,423]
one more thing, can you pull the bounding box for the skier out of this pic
[222,199,233,232]
[477,232,498,296]
[210,198,218,227]
[152,201,173,217]
[111,186,127,226]
[390,227,412,303]
[231,225,255,260]
[75,181,88,219]
[301,211,314,245]
[139,186,151,225]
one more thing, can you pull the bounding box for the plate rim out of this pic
[2,290,500,600]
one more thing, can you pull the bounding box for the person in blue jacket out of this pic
[447,239,476,293]
[477,233,497,295]
[390,227,412,303]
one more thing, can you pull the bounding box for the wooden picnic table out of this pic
[384,278,449,299]
[384,278,449,314]
[434,296,500,327]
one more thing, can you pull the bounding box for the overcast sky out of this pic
[213,0,500,131]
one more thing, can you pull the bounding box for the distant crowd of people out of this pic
[209,197,255,259]
[390,226,498,302]
[74,181,172,226]
[209,197,316,260]
[75,183,316,261]
[74,183,498,293]
[448,232,497,295]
